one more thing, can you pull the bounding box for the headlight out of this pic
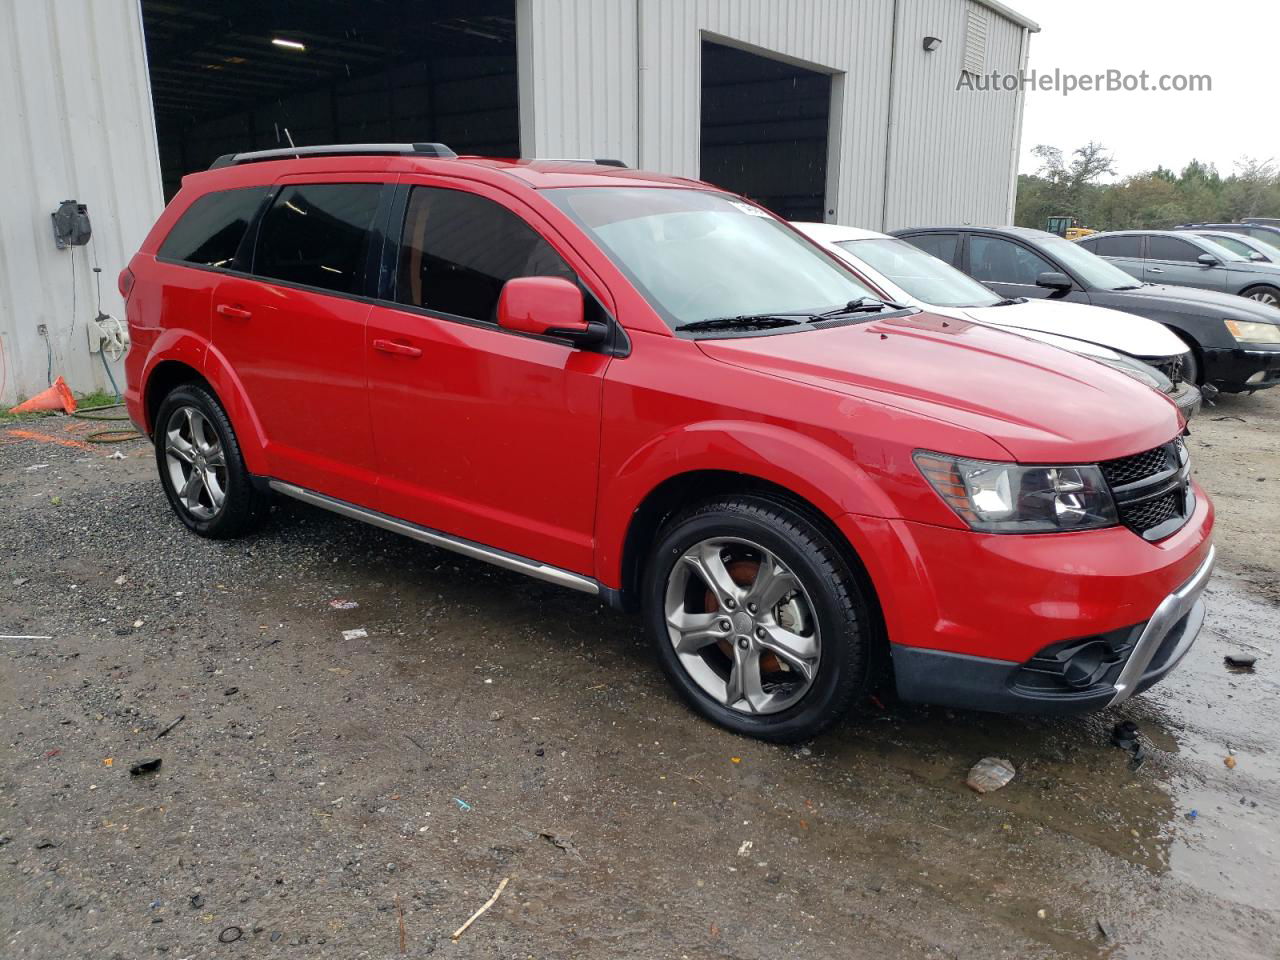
[914,452,1118,533]
[1224,319,1280,344]
[1091,356,1166,391]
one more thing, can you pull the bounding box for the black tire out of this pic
[641,495,874,742]
[153,383,268,539]
[1180,345,1201,387]
[1241,285,1280,308]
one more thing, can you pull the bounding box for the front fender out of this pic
[594,419,900,588]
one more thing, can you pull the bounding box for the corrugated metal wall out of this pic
[883,0,1027,229]
[518,0,1029,231]
[0,0,163,405]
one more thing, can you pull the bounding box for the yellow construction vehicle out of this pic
[1046,216,1097,242]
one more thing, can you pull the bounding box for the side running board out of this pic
[268,480,600,596]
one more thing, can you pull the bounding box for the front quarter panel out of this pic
[594,330,991,589]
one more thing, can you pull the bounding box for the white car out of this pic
[794,222,1202,419]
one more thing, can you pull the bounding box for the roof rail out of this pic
[536,157,629,168]
[209,142,457,169]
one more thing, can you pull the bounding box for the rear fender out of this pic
[140,332,270,476]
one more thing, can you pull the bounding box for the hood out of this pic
[695,313,1182,463]
[1110,283,1280,322]
[954,299,1190,359]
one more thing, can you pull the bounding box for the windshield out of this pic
[1039,235,1144,290]
[1199,234,1256,259]
[546,187,876,330]
[1193,236,1247,262]
[839,237,1002,308]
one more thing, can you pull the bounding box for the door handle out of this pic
[372,338,423,358]
[215,303,252,319]
[1148,267,1164,274]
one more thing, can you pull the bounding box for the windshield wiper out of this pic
[991,297,1024,306]
[814,297,908,319]
[676,314,810,332]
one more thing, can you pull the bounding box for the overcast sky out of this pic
[1010,0,1279,180]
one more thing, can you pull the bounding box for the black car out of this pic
[892,226,1280,393]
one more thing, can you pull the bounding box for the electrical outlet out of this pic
[37,323,48,336]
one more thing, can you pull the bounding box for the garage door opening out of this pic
[699,40,832,222]
[142,0,519,199]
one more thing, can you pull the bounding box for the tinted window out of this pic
[969,236,1055,285]
[1075,237,1098,253]
[397,187,574,322]
[1147,236,1202,263]
[1094,235,1144,258]
[253,184,382,295]
[158,186,268,268]
[903,232,959,265]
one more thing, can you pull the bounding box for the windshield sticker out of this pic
[727,200,771,218]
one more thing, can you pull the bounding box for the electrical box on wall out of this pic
[51,200,92,249]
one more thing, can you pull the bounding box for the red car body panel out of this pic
[122,153,1213,693]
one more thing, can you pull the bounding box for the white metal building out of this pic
[0,0,1037,405]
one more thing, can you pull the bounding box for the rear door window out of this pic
[1093,234,1144,258]
[158,186,269,269]
[903,232,959,266]
[968,236,1055,285]
[252,184,383,296]
[396,186,574,322]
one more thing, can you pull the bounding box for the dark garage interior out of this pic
[700,40,832,222]
[142,0,519,198]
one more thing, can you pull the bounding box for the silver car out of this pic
[1077,230,1280,306]
[1189,230,1280,267]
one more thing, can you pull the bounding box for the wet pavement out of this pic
[1,391,1277,959]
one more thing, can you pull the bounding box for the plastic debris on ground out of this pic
[130,758,162,776]
[453,797,472,812]
[1224,653,1257,671]
[341,628,368,641]
[329,599,359,610]
[966,757,1016,793]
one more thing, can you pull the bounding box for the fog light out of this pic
[1247,371,1266,384]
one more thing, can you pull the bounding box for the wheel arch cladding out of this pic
[613,468,888,641]
[144,346,269,476]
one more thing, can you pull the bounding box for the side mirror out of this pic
[1197,253,1219,267]
[497,276,598,344]
[1249,252,1266,262]
[1035,271,1073,291]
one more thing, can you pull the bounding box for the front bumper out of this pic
[888,545,1215,713]
[1169,381,1202,419]
[1204,343,1280,392]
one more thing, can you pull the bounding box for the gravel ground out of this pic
[2,391,1278,959]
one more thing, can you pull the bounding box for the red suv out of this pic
[122,144,1215,741]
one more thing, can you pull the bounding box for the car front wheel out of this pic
[642,496,874,742]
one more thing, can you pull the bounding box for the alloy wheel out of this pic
[163,405,227,521]
[1248,290,1279,306]
[663,537,821,714]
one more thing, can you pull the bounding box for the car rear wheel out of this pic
[642,496,873,742]
[1242,285,1280,307]
[154,384,268,539]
